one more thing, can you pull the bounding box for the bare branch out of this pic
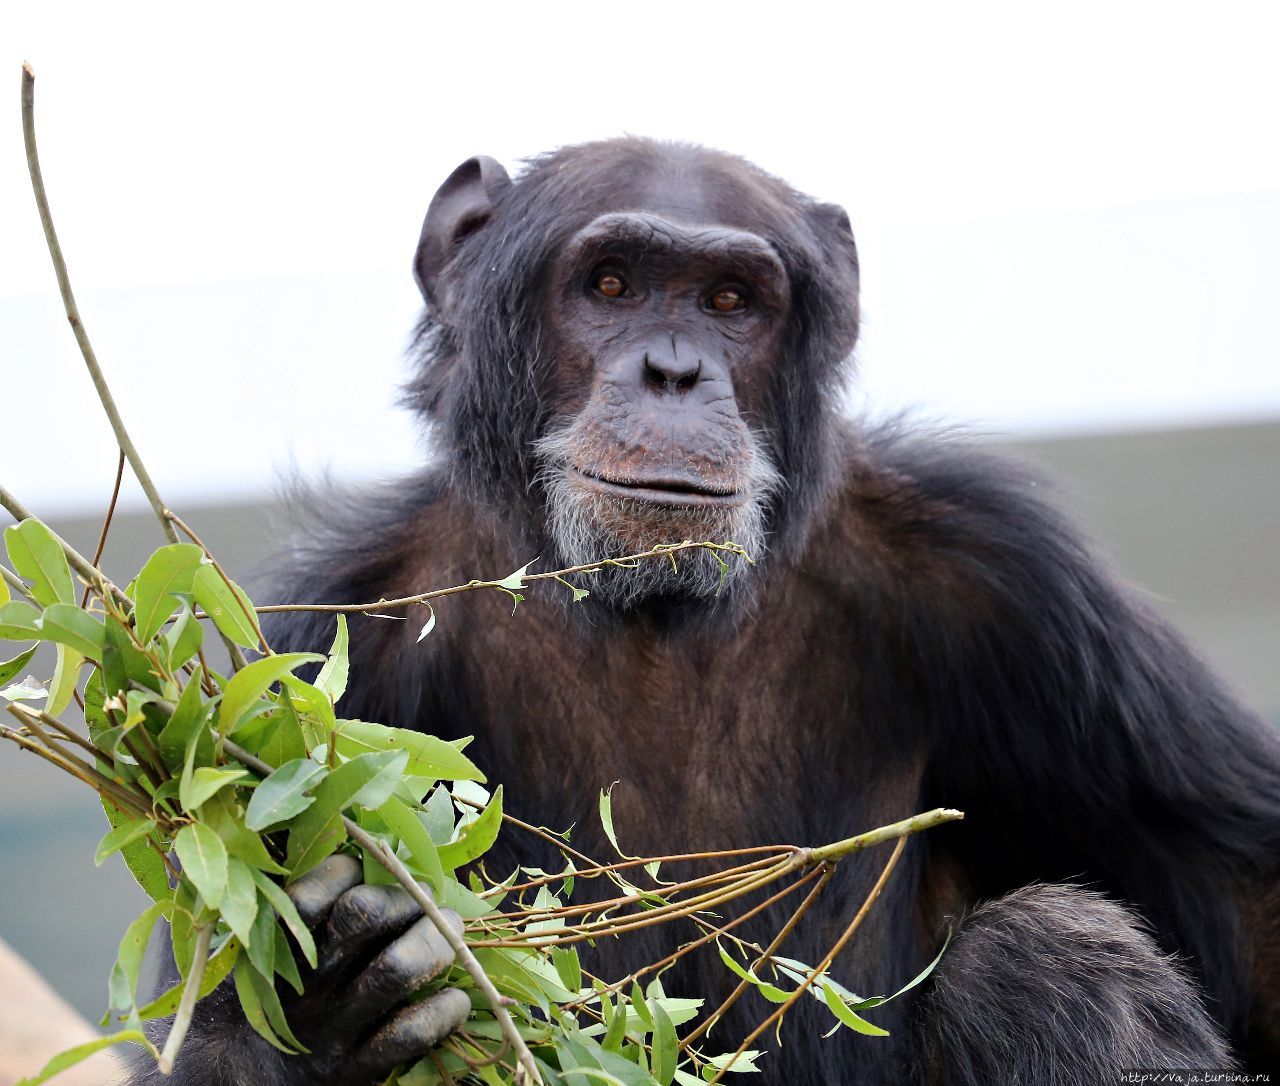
[157,923,214,1074]
[21,64,178,546]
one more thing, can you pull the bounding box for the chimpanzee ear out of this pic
[415,155,512,306]
[807,202,861,356]
[810,201,859,285]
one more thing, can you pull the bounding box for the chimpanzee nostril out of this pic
[642,352,700,395]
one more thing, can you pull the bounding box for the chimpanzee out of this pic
[135,139,1280,1084]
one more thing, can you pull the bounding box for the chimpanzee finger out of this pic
[335,911,464,1031]
[317,883,433,980]
[285,854,363,929]
[349,987,472,1080]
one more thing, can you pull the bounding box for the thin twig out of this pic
[248,541,749,615]
[158,923,213,1074]
[804,808,963,864]
[25,705,101,760]
[1,564,39,605]
[21,64,178,546]
[483,841,792,898]
[707,836,909,1083]
[680,866,834,1050]
[1,714,151,818]
[80,449,126,608]
[564,864,827,1013]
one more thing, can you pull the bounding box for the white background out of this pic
[3,2,1279,511]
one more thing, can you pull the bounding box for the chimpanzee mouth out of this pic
[568,467,743,507]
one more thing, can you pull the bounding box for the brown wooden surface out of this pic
[0,935,122,1085]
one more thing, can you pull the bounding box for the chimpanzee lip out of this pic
[568,467,742,507]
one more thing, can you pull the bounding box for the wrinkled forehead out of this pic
[563,211,787,282]
[548,147,796,279]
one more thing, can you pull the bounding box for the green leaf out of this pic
[286,750,409,875]
[119,687,163,732]
[157,672,210,761]
[133,543,205,643]
[220,652,323,736]
[36,603,107,659]
[273,922,304,994]
[422,784,456,844]
[217,857,259,951]
[255,706,307,768]
[249,868,317,967]
[716,942,792,1003]
[180,766,249,811]
[245,758,326,830]
[101,797,170,901]
[170,880,197,981]
[175,822,229,907]
[179,709,213,811]
[163,604,204,669]
[346,749,410,809]
[252,949,308,1052]
[416,607,436,642]
[0,575,7,605]
[1,674,46,701]
[0,600,41,640]
[334,719,485,783]
[107,901,166,1024]
[599,783,637,859]
[233,954,295,1054]
[14,1029,154,1086]
[245,895,277,978]
[602,988,626,1052]
[192,564,260,648]
[281,675,336,741]
[699,1052,763,1077]
[94,818,157,866]
[630,982,652,1030]
[821,982,890,1036]
[102,616,162,693]
[650,1000,677,1085]
[377,794,446,895]
[438,784,503,870]
[138,940,238,1020]
[202,791,289,876]
[315,614,349,704]
[552,946,583,995]
[47,645,84,715]
[495,559,537,590]
[5,520,73,606]
[0,645,37,686]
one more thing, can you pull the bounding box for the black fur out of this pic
[922,884,1234,1083]
[138,140,1280,1084]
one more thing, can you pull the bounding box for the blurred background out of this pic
[1,1,1277,1025]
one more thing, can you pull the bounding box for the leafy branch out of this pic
[2,61,963,1086]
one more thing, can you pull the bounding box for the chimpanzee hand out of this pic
[130,855,472,1085]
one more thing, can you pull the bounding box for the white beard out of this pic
[532,427,783,609]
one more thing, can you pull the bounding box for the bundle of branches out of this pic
[0,63,962,1086]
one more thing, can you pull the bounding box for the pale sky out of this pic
[3,1,1278,512]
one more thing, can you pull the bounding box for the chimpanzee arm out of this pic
[887,433,1280,1065]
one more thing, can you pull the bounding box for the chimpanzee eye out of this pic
[707,286,747,313]
[594,272,628,298]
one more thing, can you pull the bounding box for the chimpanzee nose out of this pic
[642,345,702,395]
